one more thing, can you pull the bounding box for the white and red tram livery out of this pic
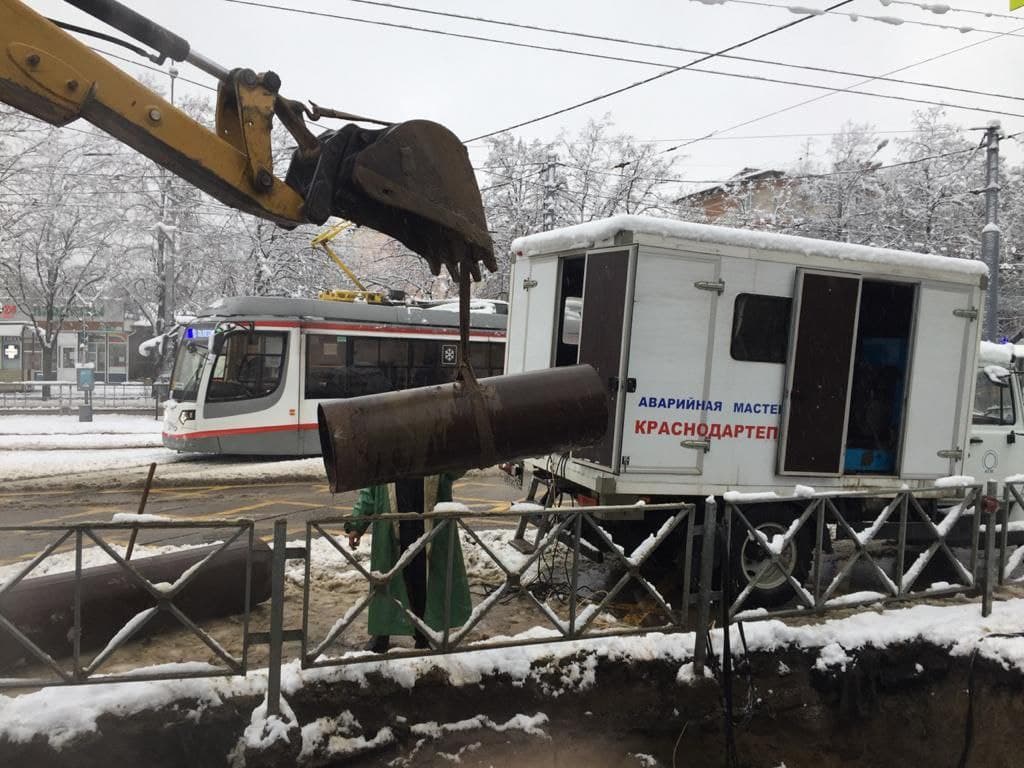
[162,296,506,455]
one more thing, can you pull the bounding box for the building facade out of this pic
[0,299,156,384]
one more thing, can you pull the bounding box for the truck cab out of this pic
[965,342,1024,519]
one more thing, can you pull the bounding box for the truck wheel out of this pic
[731,506,812,609]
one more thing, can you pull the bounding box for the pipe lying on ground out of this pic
[0,538,272,670]
[318,364,609,493]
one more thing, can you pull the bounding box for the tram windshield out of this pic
[169,325,214,401]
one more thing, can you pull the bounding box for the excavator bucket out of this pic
[286,120,495,280]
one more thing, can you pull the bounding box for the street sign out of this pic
[76,366,95,392]
[3,343,18,360]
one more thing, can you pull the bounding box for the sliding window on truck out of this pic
[779,273,916,476]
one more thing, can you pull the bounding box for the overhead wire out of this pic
[219,0,856,142]
[287,0,1023,106]
[659,23,1024,156]
[881,0,1024,23]
[718,0,1024,38]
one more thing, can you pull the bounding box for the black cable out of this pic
[220,0,853,142]
[663,24,1024,156]
[719,518,739,767]
[467,0,856,142]
[320,0,1024,107]
[90,46,218,92]
[47,17,159,62]
[957,648,978,768]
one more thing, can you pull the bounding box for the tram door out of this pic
[205,328,297,454]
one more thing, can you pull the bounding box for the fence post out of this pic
[267,519,287,717]
[693,499,717,676]
[983,481,998,617]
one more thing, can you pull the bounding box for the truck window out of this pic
[555,257,585,366]
[973,370,1015,425]
[730,293,791,363]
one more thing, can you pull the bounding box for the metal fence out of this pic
[0,486,1011,716]
[721,481,1001,621]
[0,381,158,411]
[0,520,255,689]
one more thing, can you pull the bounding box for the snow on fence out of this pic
[721,482,1002,622]
[0,491,1008,716]
[0,519,256,690]
[0,380,158,411]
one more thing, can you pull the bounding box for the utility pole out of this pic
[159,66,178,332]
[542,152,558,231]
[976,121,1003,341]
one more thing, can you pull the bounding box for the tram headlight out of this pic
[179,409,195,425]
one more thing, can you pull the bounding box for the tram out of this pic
[162,296,506,455]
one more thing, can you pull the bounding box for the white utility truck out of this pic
[505,215,993,601]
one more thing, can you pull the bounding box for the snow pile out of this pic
[985,364,1011,383]
[934,475,976,488]
[227,693,298,765]
[814,642,852,672]
[410,712,549,739]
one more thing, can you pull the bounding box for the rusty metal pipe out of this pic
[318,364,609,492]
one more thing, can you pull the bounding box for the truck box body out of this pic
[506,216,988,501]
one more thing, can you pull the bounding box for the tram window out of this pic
[411,340,440,366]
[305,334,348,399]
[352,338,379,367]
[469,342,488,370]
[379,339,409,367]
[207,331,287,402]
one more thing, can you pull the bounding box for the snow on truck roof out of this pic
[512,215,989,279]
[193,296,507,331]
[979,341,1024,366]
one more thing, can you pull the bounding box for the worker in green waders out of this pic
[346,474,472,652]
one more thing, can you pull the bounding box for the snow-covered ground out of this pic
[0,414,324,486]
[3,594,1024,752]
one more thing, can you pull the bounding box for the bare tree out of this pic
[479,117,681,299]
[0,124,122,389]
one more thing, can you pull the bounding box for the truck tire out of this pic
[731,505,813,609]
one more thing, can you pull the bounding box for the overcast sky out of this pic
[28,0,1024,190]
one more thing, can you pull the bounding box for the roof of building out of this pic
[675,168,787,204]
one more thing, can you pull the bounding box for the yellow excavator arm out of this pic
[0,0,495,280]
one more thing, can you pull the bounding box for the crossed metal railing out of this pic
[298,503,701,668]
[0,519,255,689]
[721,482,1000,621]
[0,485,1015,709]
[1000,480,1024,584]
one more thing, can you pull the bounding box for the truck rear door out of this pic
[900,284,977,478]
[620,250,720,475]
